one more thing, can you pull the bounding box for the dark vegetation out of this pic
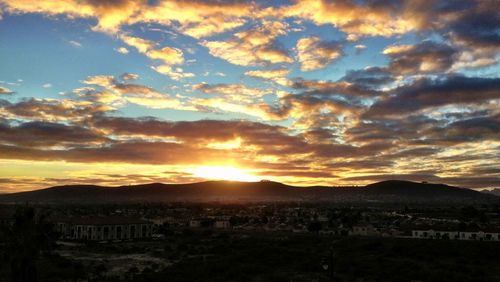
[2,212,500,281]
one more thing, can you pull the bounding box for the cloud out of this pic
[1,0,141,33]
[365,76,500,118]
[120,73,139,81]
[79,74,195,110]
[0,121,107,147]
[0,86,15,95]
[119,34,192,80]
[1,0,500,189]
[193,83,271,102]
[202,21,292,66]
[151,65,194,81]
[383,41,458,74]
[137,0,255,38]
[245,68,291,86]
[0,98,112,122]
[115,47,129,54]
[296,36,343,71]
[147,46,184,65]
[0,141,235,165]
[266,0,417,40]
[82,75,115,87]
[291,78,382,97]
[119,34,155,54]
[68,40,82,47]
[341,67,394,89]
[419,114,500,145]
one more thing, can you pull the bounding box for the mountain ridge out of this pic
[0,180,497,204]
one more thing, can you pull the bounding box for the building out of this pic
[214,220,231,229]
[56,217,153,241]
[351,225,380,236]
[189,219,201,228]
[412,229,500,241]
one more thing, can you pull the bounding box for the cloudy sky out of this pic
[0,0,499,192]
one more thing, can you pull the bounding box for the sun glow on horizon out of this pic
[192,166,260,182]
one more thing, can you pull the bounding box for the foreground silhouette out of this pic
[1,208,56,282]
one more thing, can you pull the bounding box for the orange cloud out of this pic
[147,46,184,65]
[1,0,254,37]
[202,21,292,66]
[296,36,343,71]
[263,0,418,40]
[0,86,15,95]
[245,68,291,86]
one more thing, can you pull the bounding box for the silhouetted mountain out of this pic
[484,188,500,197]
[0,180,497,204]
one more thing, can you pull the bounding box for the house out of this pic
[412,229,500,241]
[214,220,231,229]
[56,217,153,241]
[460,230,500,241]
[350,225,380,236]
[412,230,460,240]
[189,219,201,228]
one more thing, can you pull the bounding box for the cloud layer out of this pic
[0,0,499,191]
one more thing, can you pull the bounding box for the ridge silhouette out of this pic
[0,180,496,204]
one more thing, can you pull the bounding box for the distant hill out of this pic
[484,188,500,197]
[0,180,497,204]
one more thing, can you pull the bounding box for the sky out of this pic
[0,0,499,192]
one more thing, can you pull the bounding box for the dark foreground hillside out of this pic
[127,234,500,282]
[1,231,500,282]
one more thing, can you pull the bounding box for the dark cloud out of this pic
[0,98,111,121]
[341,67,394,89]
[446,7,500,50]
[0,141,234,165]
[384,41,458,74]
[328,159,395,170]
[365,76,500,118]
[416,114,500,144]
[90,116,298,145]
[346,115,438,143]
[0,121,108,147]
[292,78,382,97]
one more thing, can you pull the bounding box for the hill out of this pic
[0,180,497,204]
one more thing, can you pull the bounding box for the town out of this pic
[1,202,500,281]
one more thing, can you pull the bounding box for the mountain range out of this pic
[0,180,497,204]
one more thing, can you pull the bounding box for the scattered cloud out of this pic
[245,68,291,86]
[115,47,129,54]
[68,40,82,47]
[202,21,292,66]
[296,37,343,71]
[0,86,15,95]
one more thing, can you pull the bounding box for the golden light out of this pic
[192,166,260,182]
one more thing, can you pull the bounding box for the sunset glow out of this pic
[0,0,499,192]
[192,166,260,182]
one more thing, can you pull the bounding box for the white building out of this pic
[57,217,153,241]
[412,229,500,241]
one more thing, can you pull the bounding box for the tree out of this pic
[2,207,57,282]
[307,221,323,233]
